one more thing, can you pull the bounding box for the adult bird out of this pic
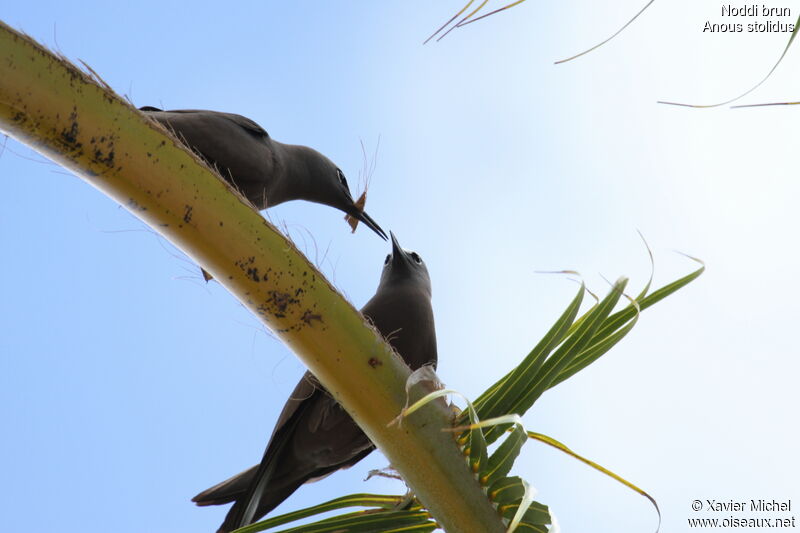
[139,107,386,239]
[192,232,437,532]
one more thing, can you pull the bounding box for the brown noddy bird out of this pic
[139,107,386,240]
[192,232,437,532]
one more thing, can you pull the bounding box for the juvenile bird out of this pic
[192,232,437,532]
[140,107,386,239]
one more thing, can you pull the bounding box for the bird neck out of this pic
[378,278,432,302]
[268,141,321,206]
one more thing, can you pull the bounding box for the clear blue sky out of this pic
[1,2,798,532]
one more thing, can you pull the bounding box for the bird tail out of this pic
[216,478,305,533]
[219,428,299,531]
[193,464,305,533]
[192,465,258,506]
[201,405,311,532]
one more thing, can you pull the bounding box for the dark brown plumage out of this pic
[193,233,437,532]
[140,107,386,239]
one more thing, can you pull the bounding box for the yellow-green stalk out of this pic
[0,20,505,533]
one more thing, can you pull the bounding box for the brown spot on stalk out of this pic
[301,310,322,325]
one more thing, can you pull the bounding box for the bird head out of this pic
[298,147,386,240]
[378,232,432,296]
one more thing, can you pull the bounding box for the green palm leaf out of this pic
[234,495,436,533]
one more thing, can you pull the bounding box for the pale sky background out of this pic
[1,2,798,532]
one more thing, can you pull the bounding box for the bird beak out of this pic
[355,210,388,240]
[389,231,408,266]
[390,231,402,254]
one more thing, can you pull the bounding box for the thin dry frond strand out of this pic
[425,1,476,44]
[658,13,799,108]
[436,0,490,41]
[344,137,378,232]
[457,0,528,27]
[362,136,380,197]
[554,0,655,64]
[454,0,490,25]
[426,0,529,43]
[731,101,800,108]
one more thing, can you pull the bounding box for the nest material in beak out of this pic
[344,190,368,232]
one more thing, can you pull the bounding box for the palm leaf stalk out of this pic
[0,18,703,532]
[0,20,506,533]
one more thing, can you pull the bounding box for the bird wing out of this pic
[192,374,317,506]
[142,108,269,138]
[195,372,373,530]
[222,380,373,530]
[139,107,279,209]
[210,111,269,139]
[271,372,318,436]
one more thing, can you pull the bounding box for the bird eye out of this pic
[337,169,348,188]
[410,252,422,264]
[384,254,391,265]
